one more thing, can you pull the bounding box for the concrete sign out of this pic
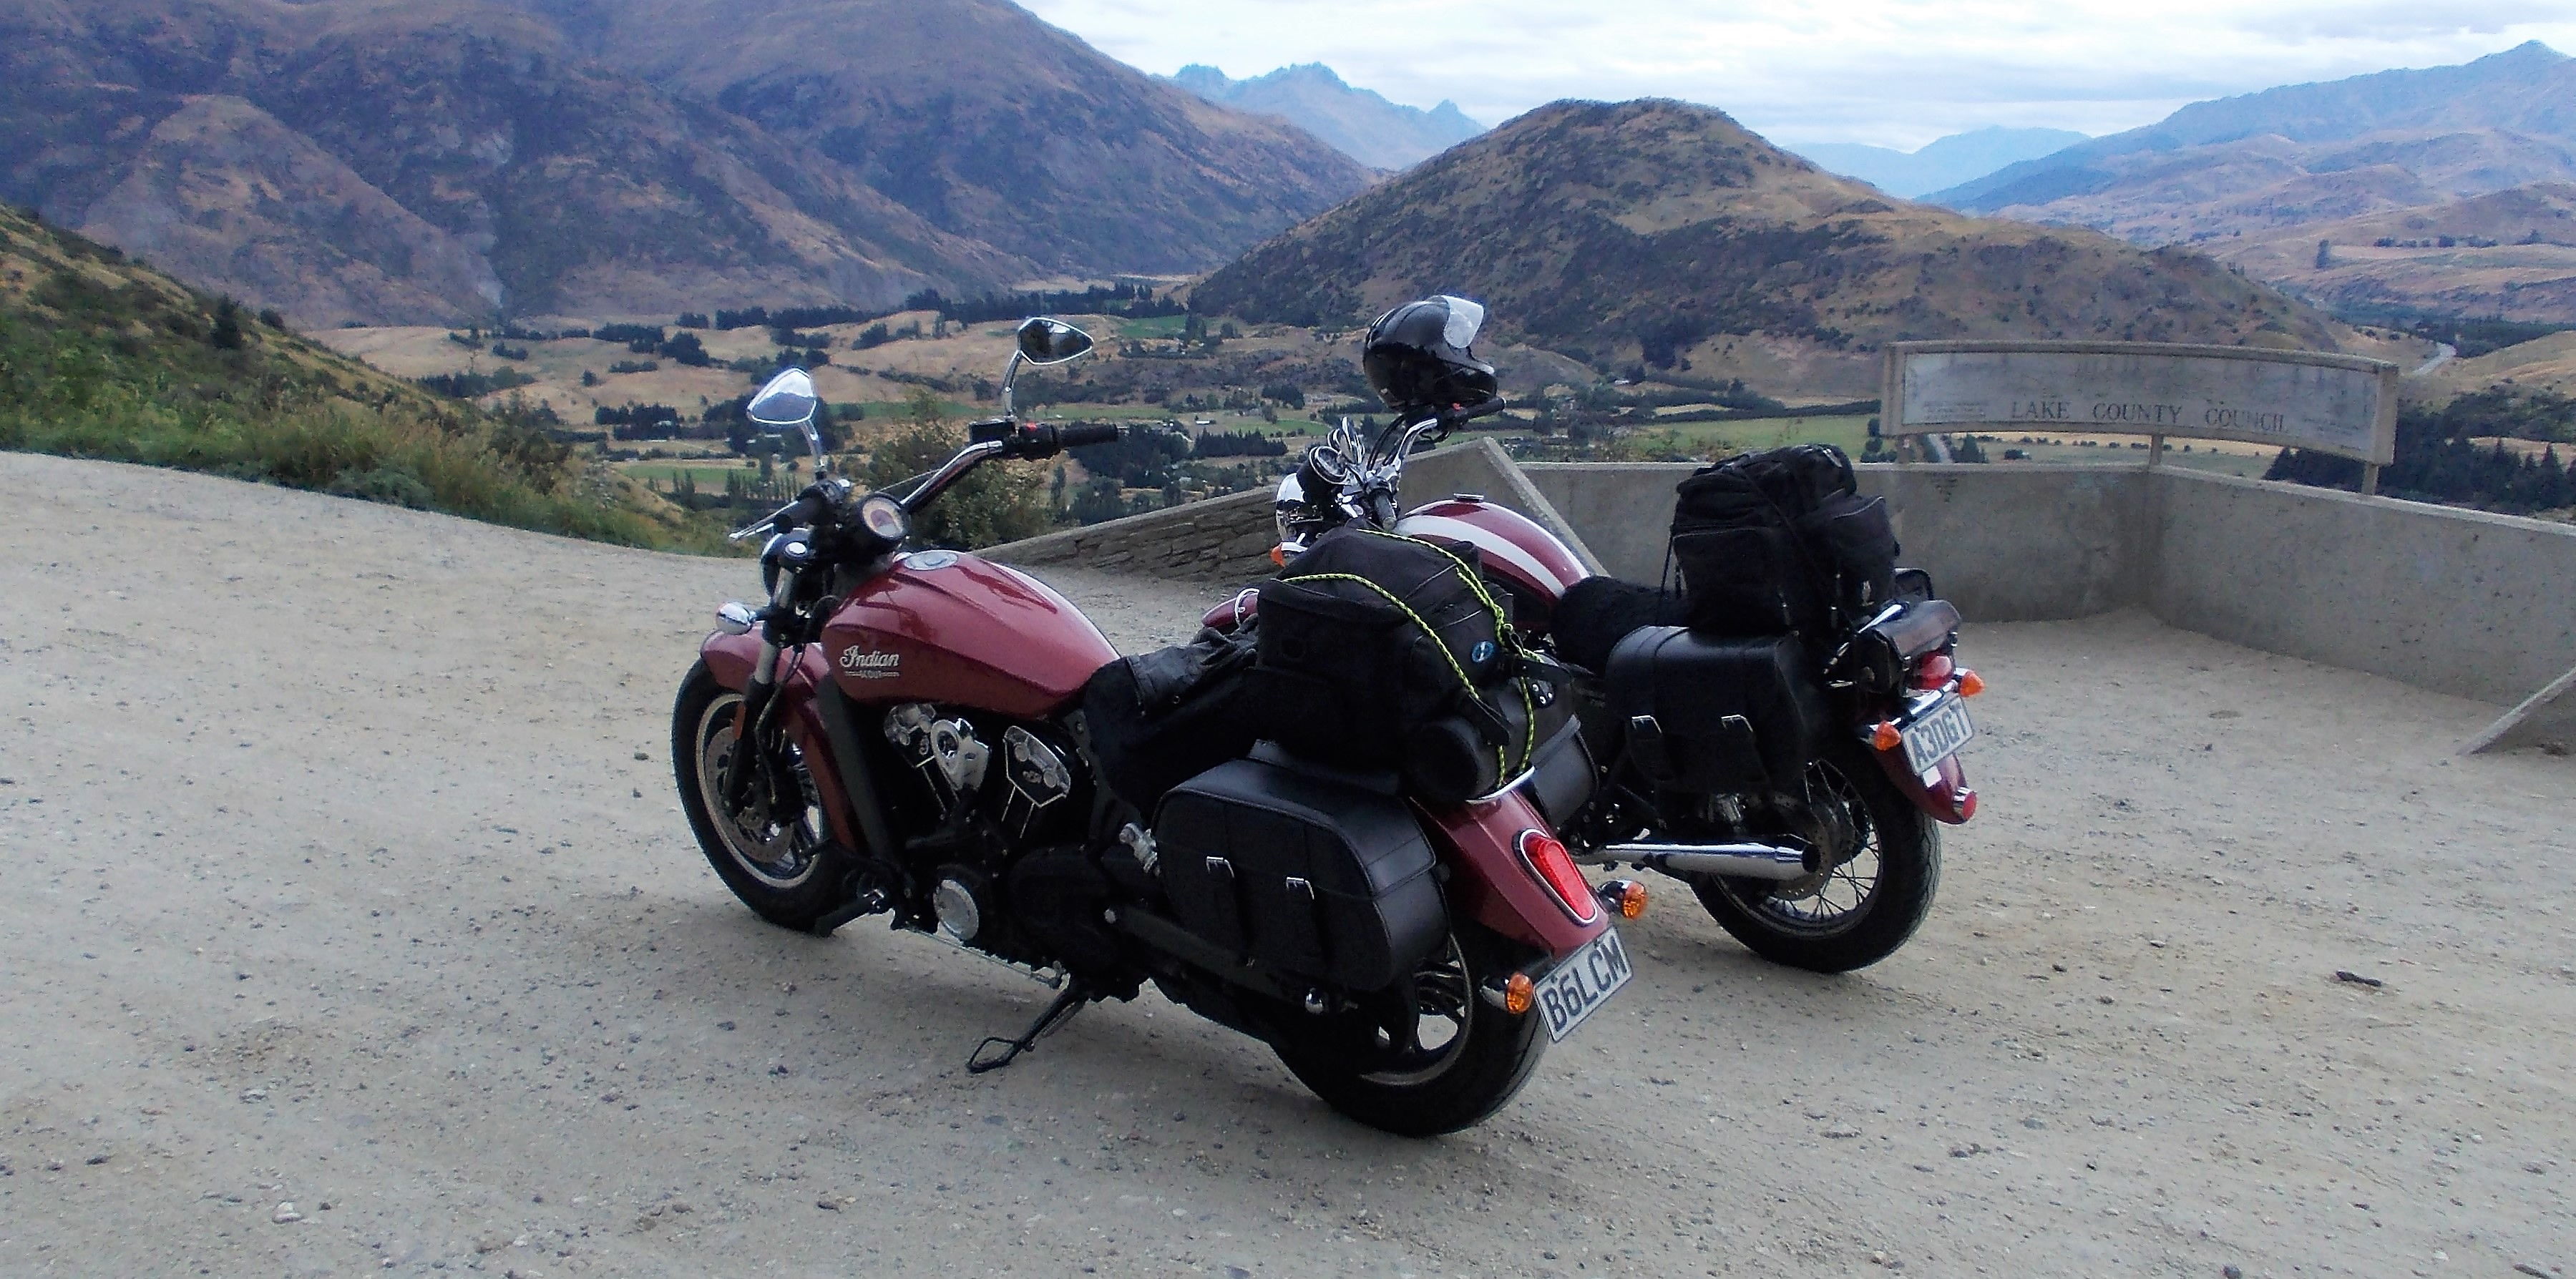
[1882,341,2399,466]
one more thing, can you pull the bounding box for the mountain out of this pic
[1922,43,2576,322]
[1191,99,2339,397]
[1936,43,2576,215]
[2210,182,2576,323]
[1792,127,2089,198]
[504,0,1373,277]
[0,0,1369,328]
[1163,64,1485,171]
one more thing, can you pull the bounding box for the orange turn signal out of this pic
[1611,879,1648,920]
[1269,544,1287,566]
[1871,721,1904,751]
[1956,670,1986,697]
[1502,972,1535,1016]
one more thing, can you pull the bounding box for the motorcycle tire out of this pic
[1272,923,1546,1137]
[1690,737,1941,974]
[673,660,862,933]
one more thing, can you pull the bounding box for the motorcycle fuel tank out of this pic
[822,550,1118,719]
[1395,498,1593,615]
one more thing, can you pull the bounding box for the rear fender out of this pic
[1873,747,1975,825]
[1418,790,1608,959]
[696,632,862,848]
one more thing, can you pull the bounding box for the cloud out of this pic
[1018,0,2576,148]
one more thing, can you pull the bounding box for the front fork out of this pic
[724,569,802,813]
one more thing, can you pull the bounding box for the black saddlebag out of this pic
[1152,755,1446,991]
[1604,626,1828,795]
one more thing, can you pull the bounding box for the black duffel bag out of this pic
[1244,528,1570,803]
[1669,443,1896,640]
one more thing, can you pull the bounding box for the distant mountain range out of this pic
[1163,64,1485,171]
[0,0,1370,328]
[1790,127,2089,198]
[1193,99,2338,397]
[1930,41,2576,321]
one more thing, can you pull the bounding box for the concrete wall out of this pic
[1521,462,2155,624]
[2147,471,2576,705]
[993,449,2576,710]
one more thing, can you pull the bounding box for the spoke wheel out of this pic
[1691,738,1941,974]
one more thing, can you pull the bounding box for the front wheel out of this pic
[1272,923,1547,1137]
[1691,739,1941,973]
[673,660,862,933]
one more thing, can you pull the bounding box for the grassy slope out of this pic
[0,204,721,552]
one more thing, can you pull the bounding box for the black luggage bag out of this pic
[1246,528,1570,803]
[1153,755,1448,990]
[1669,444,1897,640]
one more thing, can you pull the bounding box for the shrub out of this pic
[862,388,1050,548]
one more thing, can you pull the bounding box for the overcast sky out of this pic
[1018,0,2576,150]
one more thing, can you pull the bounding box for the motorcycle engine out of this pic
[884,704,1085,842]
[885,702,990,817]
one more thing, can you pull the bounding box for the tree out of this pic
[2315,240,2333,270]
[209,298,245,351]
[862,387,1052,547]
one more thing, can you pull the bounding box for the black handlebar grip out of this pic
[1058,423,1121,448]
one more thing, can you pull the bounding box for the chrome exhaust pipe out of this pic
[1603,842,1812,881]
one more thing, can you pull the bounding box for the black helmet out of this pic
[1362,295,1498,415]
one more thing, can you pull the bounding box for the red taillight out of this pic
[1516,829,1599,924]
[1914,652,1955,690]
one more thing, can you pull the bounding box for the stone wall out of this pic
[985,487,1280,584]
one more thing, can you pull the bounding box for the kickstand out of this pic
[966,981,1091,1074]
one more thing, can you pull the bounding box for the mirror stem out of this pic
[999,351,1025,420]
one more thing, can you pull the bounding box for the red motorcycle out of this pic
[671,320,1640,1136]
[1259,404,1983,974]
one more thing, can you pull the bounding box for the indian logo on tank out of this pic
[839,647,901,679]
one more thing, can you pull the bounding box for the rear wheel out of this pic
[1272,923,1546,1137]
[1692,739,1940,973]
[673,660,861,932]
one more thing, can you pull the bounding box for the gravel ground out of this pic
[1,452,2570,1278]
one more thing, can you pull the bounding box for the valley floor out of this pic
[0,454,2569,1277]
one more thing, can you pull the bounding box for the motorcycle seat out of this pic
[1551,577,1687,673]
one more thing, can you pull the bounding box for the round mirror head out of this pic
[1015,317,1094,366]
[746,368,820,427]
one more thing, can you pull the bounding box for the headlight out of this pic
[857,493,910,543]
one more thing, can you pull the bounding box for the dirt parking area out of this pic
[1,453,2570,1277]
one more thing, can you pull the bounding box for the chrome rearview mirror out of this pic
[1000,316,1093,418]
[1015,316,1094,366]
[747,367,824,470]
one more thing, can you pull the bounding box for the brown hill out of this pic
[1191,100,2341,397]
[2215,182,2576,323]
[0,0,1033,327]
[0,0,1366,327]
[502,0,1373,277]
